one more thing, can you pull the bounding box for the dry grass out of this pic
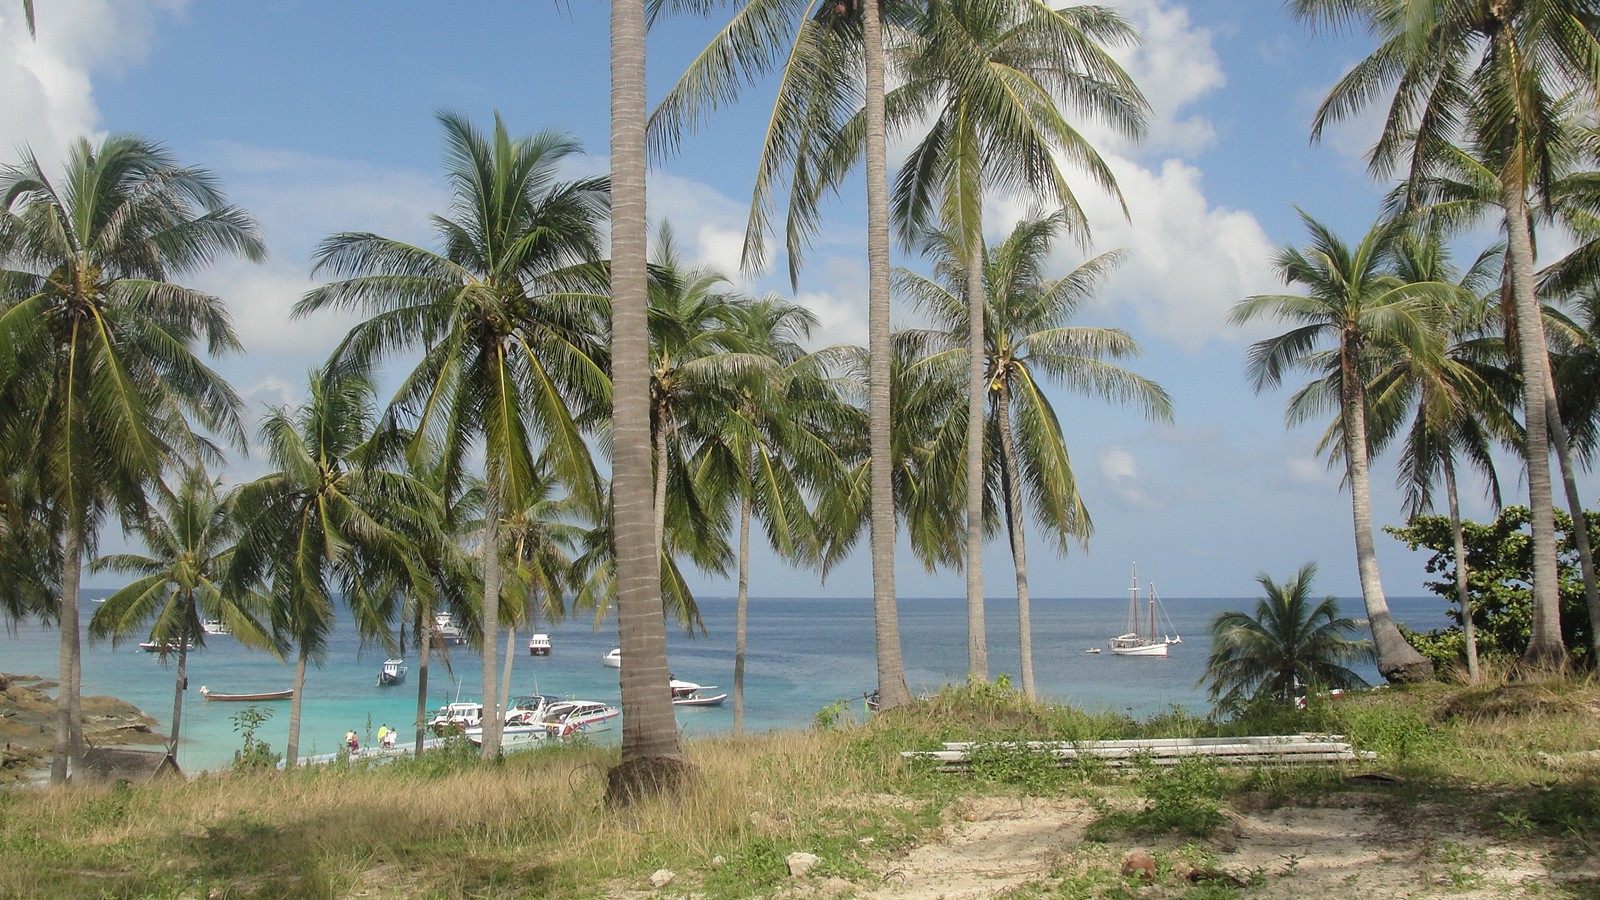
[2,678,1598,898]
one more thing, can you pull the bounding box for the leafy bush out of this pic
[229,706,281,772]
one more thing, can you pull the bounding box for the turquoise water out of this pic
[2,591,1450,774]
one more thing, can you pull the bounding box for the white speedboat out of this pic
[1108,563,1181,657]
[427,701,483,730]
[201,619,230,636]
[138,639,194,653]
[462,694,555,743]
[669,678,727,707]
[601,647,621,668]
[527,633,551,656]
[433,613,464,644]
[542,700,619,737]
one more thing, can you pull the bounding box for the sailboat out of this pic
[1108,563,1181,657]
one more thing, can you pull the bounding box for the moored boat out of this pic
[139,640,194,653]
[377,658,407,686]
[542,700,619,737]
[433,613,464,644]
[201,619,230,636]
[1108,563,1181,657]
[669,678,727,707]
[427,701,483,730]
[527,633,551,656]
[601,647,621,668]
[199,686,292,702]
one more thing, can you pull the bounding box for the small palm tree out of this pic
[88,468,278,762]
[230,369,435,767]
[1200,562,1373,712]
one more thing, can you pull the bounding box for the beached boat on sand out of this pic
[199,686,292,702]
[1109,563,1181,657]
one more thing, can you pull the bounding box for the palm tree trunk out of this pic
[863,0,911,711]
[609,0,685,790]
[480,459,503,759]
[499,624,515,720]
[734,472,752,736]
[964,237,989,683]
[1441,455,1480,682]
[1544,380,1600,658]
[1503,182,1565,668]
[996,385,1036,697]
[170,625,189,760]
[414,608,432,754]
[286,646,308,768]
[52,522,84,784]
[653,406,670,555]
[1341,338,1430,681]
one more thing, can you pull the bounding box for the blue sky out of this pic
[4,1,1589,600]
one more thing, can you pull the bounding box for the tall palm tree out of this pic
[885,0,1146,681]
[1229,211,1437,682]
[1199,562,1373,711]
[609,0,689,803]
[0,134,262,783]
[900,214,1171,696]
[652,0,913,709]
[230,370,435,768]
[88,468,278,762]
[298,113,610,758]
[1365,232,1512,680]
[1290,0,1600,668]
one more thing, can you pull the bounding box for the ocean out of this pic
[1,591,1452,774]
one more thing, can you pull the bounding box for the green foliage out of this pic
[1387,505,1597,665]
[1337,703,1442,766]
[813,698,856,731]
[965,741,1068,794]
[230,706,281,772]
[1085,758,1226,840]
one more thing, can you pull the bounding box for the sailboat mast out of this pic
[1147,582,1156,641]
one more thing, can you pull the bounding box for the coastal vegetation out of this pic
[1,678,1596,897]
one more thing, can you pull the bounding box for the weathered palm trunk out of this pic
[480,458,503,759]
[609,0,685,799]
[169,624,190,760]
[996,386,1036,697]
[653,405,670,555]
[964,237,989,683]
[414,608,432,754]
[52,523,84,784]
[499,625,515,720]
[1441,456,1480,682]
[286,647,309,768]
[1341,336,1431,681]
[1502,181,1564,668]
[864,0,911,711]
[733,465,752,736]
[1544,381,1600,658]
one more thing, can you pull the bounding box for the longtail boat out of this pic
[199,686,293,702]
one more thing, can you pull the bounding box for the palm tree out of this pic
[1199,562,1373,711]
[885,0,1146,681]
[298,113,610,758]
[230,369,435,768]
[1365,232,1512,680]
[1229,211,1437,682]
[900,213,1171,697]
[652,0,913,709]
[609,0,689,804]
[88,468,278,762]
[1290,0,1600,669]
[0,134,262,783]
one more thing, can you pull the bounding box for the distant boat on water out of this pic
[199,686,292,702]
[138,640,194,653]
[601,647,621,668]
[377,658,407,686]
[1108,563,1181,657]
[527,633,551,656]
[201,619,230,636]
[433,613,464,644]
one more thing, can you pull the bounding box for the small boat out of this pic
[201,619,230,636]
[669,678,727,707]
[864,689,881,712]
[199,686,292,702]
[542,700,619,737]
[433,613,464,644]
[377,658,408,686]
[1108,563,1181,657]
[139,640,194,653]
[527,633,551,656]
[601,647,621,669]
[1084,648,1102,654]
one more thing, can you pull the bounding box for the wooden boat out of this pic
[669,678,726,707]
[1108,563,1181,657]
[199,686,292,702]
[377,658,407,686]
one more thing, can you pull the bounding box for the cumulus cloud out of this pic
[0,0,185,164]
[1097,445,1159,509]
[1104,0,1224,157]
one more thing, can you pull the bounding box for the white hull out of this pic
[1108,639,1169,657]
[601,648,621,668]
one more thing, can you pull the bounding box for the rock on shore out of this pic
[1,672,167,783]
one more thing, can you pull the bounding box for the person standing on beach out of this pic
[376,724,387,747]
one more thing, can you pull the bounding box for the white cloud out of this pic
[1106,0,1225,157]
[1096,445,1159,509]
[0,0,186,164]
